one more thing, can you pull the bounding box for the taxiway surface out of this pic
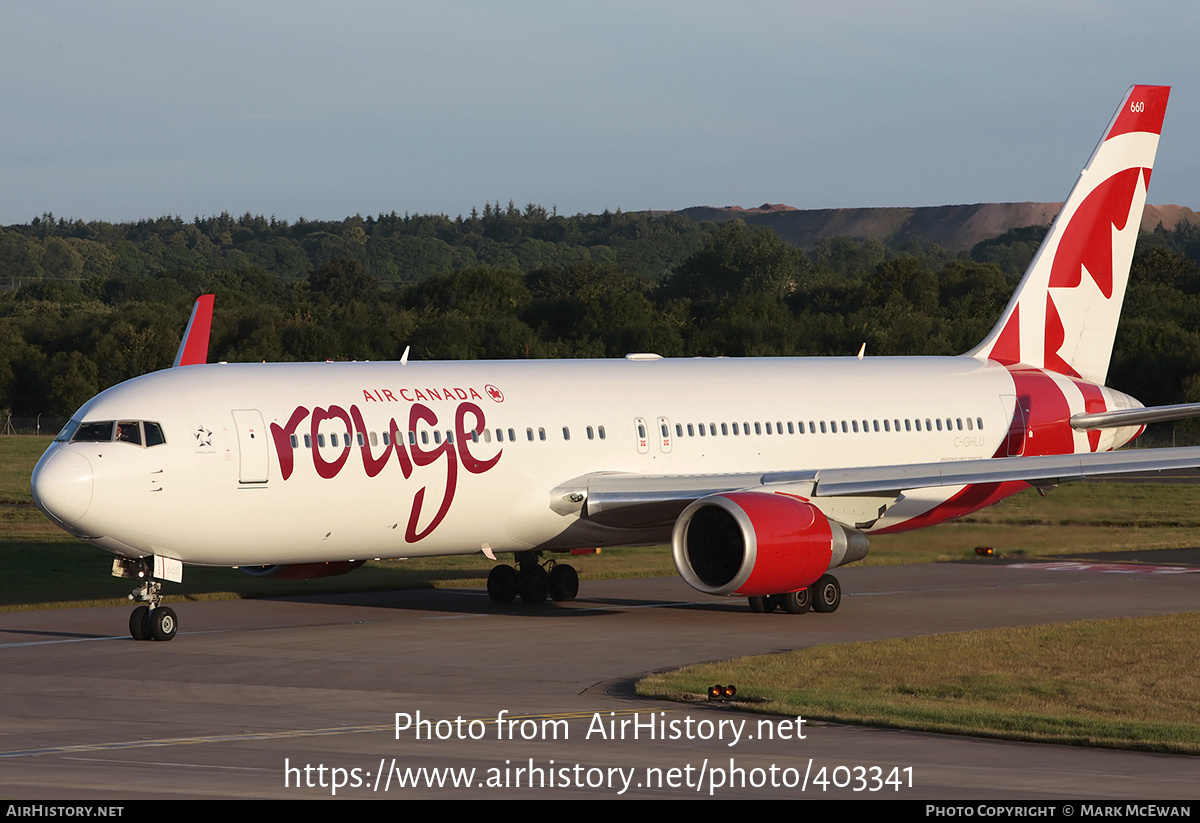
[2,560,1198,799]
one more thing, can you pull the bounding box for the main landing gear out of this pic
[115,557,178,642]
[487,551,579,605]
[747,574,841,615]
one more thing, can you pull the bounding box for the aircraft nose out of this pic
[32,447,94,527]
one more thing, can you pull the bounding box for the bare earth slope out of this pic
[676,202,1199,252]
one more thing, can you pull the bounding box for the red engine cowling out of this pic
[670,492,867,597]
[240,560,365,580]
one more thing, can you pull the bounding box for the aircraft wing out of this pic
[582,446,1200,528]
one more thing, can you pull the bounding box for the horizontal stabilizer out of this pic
[1071,402,1200,430]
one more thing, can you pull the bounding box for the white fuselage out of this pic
[31,355,1140,568]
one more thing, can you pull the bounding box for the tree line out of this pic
[3,211,1200,447]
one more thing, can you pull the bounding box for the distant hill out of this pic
[675,202,1200,252]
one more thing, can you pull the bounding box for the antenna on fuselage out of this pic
[856,342,866,361]
[400,345,410,366]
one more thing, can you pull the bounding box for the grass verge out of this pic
[636,613,1200,754]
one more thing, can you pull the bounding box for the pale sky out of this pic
[2,1,1197,225]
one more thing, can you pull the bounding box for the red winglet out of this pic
[173,294,215,367]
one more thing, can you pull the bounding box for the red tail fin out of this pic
[967,85,1170,384]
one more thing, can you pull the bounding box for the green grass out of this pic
[0,435,46,504]
[637,614,1200,754]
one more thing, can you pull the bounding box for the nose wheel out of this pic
[116,558,180,641]
[129,603,178,641]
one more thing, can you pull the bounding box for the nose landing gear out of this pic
[115,557,179,642]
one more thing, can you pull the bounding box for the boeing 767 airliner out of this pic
[32,85,1200,642]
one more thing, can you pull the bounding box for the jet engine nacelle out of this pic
[239,560,365,580]
[670,491,868,597]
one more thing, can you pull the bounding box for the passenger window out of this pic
[598,426,606,440]
[290,434,299,449]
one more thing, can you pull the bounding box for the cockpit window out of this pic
[69,420,166,447]
[55,419,81,443]
[73,421,114,442]
[116,422,142,445]
[144,422,166,447]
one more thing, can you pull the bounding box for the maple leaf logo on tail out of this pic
[966,85,1170,386]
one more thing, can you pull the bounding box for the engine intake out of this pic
[671,492,867,596]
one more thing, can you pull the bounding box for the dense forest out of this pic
[3,206,1200,445]
[0,204,710,287]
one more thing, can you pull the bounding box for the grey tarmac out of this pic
[1,558,1198,799]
